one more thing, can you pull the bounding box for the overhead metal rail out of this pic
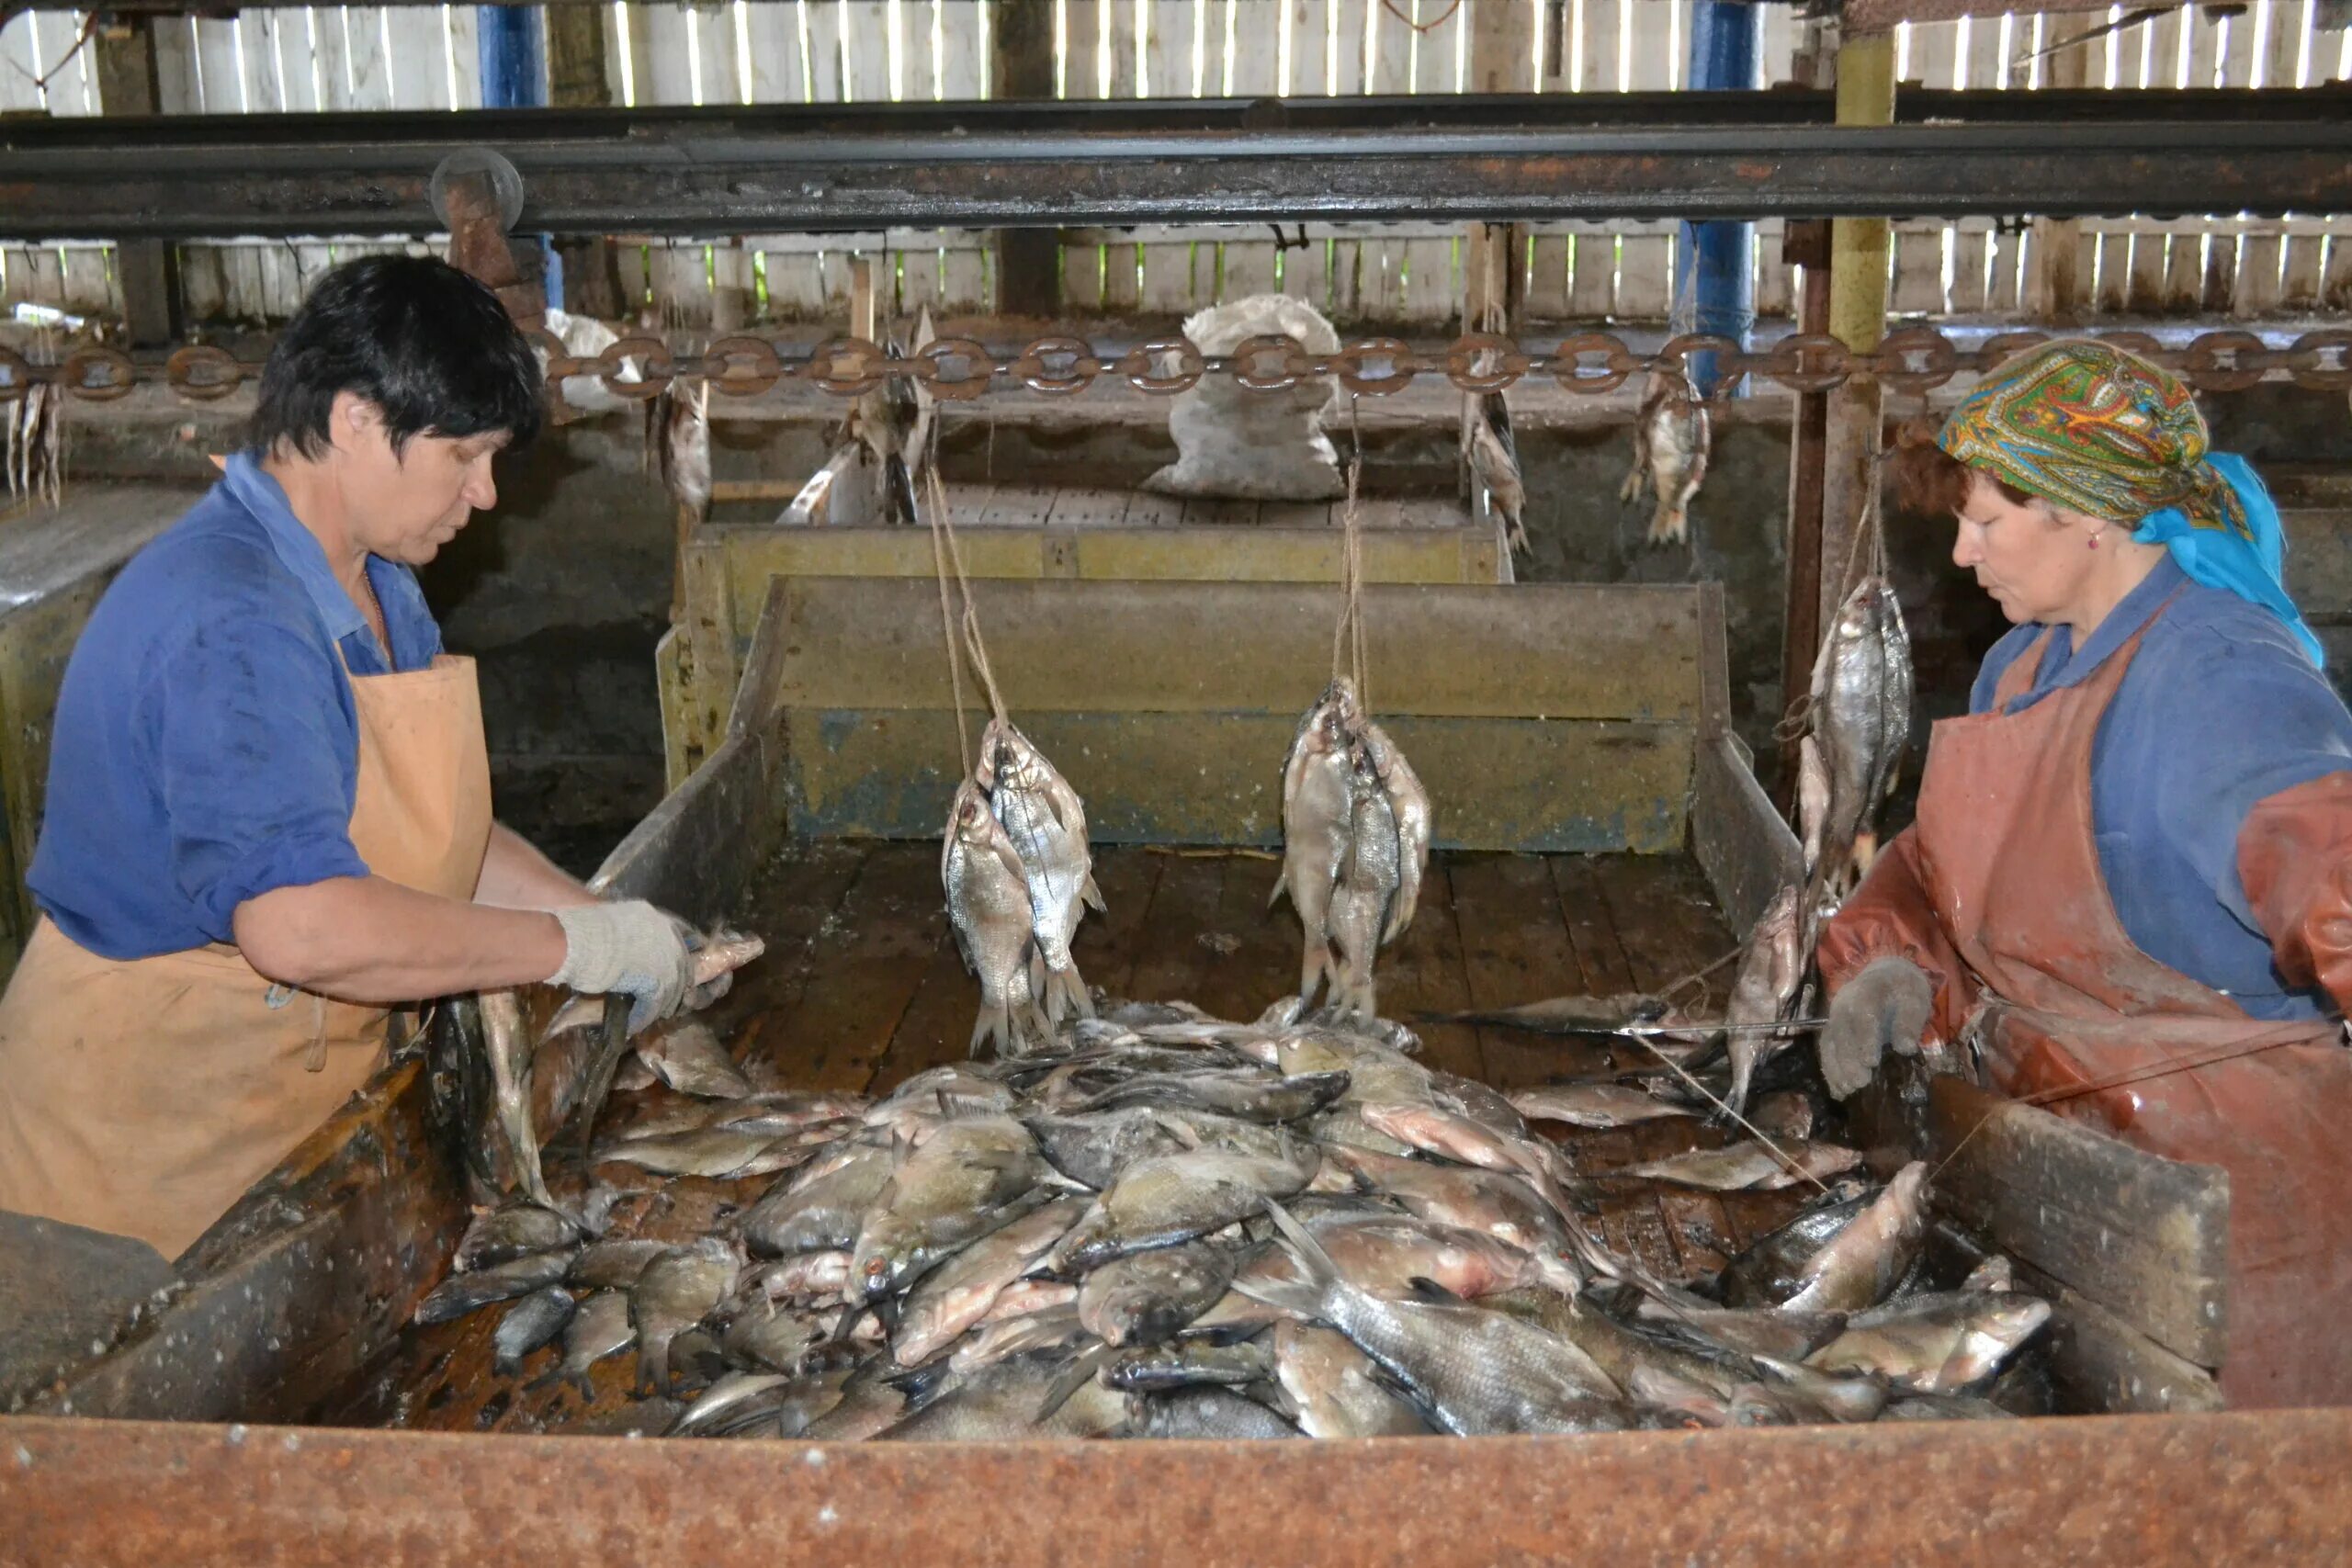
[3,90,2349,242]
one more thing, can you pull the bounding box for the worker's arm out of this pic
[1816,827,1973,1044]
[475,821,600,910]
[233,875,566,1001]
[2238,771,2352,1015]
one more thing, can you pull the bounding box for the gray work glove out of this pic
[548,900,699,1034]
[1818,956,1935,1100]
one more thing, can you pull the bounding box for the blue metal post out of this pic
[477,7,559,307]
[1680,2,1761,395]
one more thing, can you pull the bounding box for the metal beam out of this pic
[6,1409,2352,1564]
[3,93,2350,242]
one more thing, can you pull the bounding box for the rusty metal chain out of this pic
[4,326,2349,409]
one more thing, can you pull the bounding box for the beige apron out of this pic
[0,652,492,1260]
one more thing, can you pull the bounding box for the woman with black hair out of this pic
[0,256,746,1261]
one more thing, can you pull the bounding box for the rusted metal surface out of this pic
[6,1408,2351,1565]
[6,95,2351,240]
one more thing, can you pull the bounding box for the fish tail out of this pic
[969,1000,1011,1058]
[1268,873,1291,912]
[1297,939,1334,1010]
[1648,499,1688,546]
[1082,874,1107,914]
[1041,962,1095,1023]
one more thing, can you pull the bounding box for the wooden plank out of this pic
[1890,220,1947,318]
[678,534,740,781]
[1366,0,1411,93]
[2033,1268,2226,1416]
[2127,227,2170,315]
[1450,852,1592,1091]
[761,842,944,1092]
[843,0,894,102]
[1587,852,1732,1001]
[2280,232,2326,309]
[1192,852,1306,1026]
[1567,231,1616,319]
[783,711,1692,852]
[1221,241,1279,300]
[1927,1075,2230,1367]
[193,16,244,109]
[744,0,809,102]
[1947,224,1990,314]
[868,927,984,1091]
[2164,226,2206,313]
[761,578,1704,721]
[1148,0,1202,97]
[1123,852,1227,1003]
[1044,487,1134,528]
[1399,235,1457,324]
[1627,0,1677,90]
[379,6,454,108]
[1227,0,1281,94]
[1141,240,1199,312]
[803,0,849,101]
[1526,234,1570,319]
[700,839,871,1080]
[1374,858,1484,1082]
[1069,845,1166,1002]
[1690,728,1803,936]
[2236,231,2284,318]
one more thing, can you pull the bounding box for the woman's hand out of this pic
[1818,957,1935,1100]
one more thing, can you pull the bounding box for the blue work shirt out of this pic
[1973,555,2352,1021]
[27,454,447,959]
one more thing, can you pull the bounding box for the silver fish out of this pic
[492,1286,576,1376]
[481,989,554,1208]
[981,718,1103,1026]
[533,1289,635,1396]
[1623,1139,1864,1192]
[569,1238,673,1292]
[1238,1202,1624,1437]
[1103,1337,1272,1393]
[948,1303,1088,1375]
[1357,719,1431,944]
[944,779,1051,1055]
[722,1305,838,1375]
[1326,743,1402,1019]
[1124,1386,1304,1440]
[1724,885,1807,1117]
[1466,389,1527,554]
[876,1348,1128,1441]
[1272,1321,1430,1438]
[413,1249,572,1325]
[849,1114,1046,1299]
[739,1138,897,1258]
[1235,1211,1544,1306]
[1781,1162,1929,1314]
[1322,1145,1574,1267]
[631,1236,743,1396]
[894,1195,1087,1366]
[1809,1290,2052,1395]
[1623,367,1711,547]
[1077,1239,1238,1347]
[655,375,712,528]
[1274,681,1359,1010]
[593,1125,814,1181]
[1507,1083,1696,1130]
[633,1020,753,1100]
[1052,1144,1317,1272]
[1806,576,1914,901]
[455,1203,579,1271]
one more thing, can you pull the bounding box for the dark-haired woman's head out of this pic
[250,254,543,566]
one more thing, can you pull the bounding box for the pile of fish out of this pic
[413,1000,2052,1442]
[943,716,1107,1054]
[1274,678,1432,1020]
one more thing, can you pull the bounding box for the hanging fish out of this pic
[1465,390,1527,554]
[1806,578,1915,902]
[655,376,712,525]
[980,718,1103,1027]
[943,779,1050,1056]
[1721,886,1807,1119]
[1622,369,1711,547]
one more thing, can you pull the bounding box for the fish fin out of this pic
[1042,963,1094,1026]
[884,1358,960,1410]
[1259,1199,1340,1292]
[1268,873,1291,912]
[1404,1276,1470,1307]
[1035,1342,1111,1422]
[1082,874,1107,914]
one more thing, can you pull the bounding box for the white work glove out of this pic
[548,900,699,1034]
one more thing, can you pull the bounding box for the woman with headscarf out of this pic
[1817,340,2352,1408]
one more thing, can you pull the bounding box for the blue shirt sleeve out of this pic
[144,604,371,942]
[2129,616,2352,932]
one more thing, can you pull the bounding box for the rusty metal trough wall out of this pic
[8,1408,2351,1566]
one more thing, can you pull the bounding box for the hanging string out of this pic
[1330,394,1371,708]
[925,465,1010,727]
[923,468,973,774]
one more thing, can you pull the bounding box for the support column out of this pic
[1819,28,1894,633]
[545,5,623,320]
[1679,1,1761,393]
[92,18,181,347]
[1463,0,1527,333]
[992,0,1060,321]
[2024,36,2098,323]
[478,7,555,307]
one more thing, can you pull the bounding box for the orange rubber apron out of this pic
[1914,587,2352,1406]
[0,651,492,1262]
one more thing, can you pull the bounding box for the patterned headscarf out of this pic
[1938,338,2322,667]
[1938,339,2250,540]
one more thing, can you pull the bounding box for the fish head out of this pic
[849,1213,922,1302]
[980,719,1047,794]
[949,780,1002,847]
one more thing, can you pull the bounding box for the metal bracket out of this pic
[428,147,526,233]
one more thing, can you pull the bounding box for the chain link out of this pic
[6,327,2350,409]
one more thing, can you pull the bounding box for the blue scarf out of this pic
[2132,453,2324,669]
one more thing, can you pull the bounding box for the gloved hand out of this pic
[1818,956,1935,1100]
[548,900,699,1033]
